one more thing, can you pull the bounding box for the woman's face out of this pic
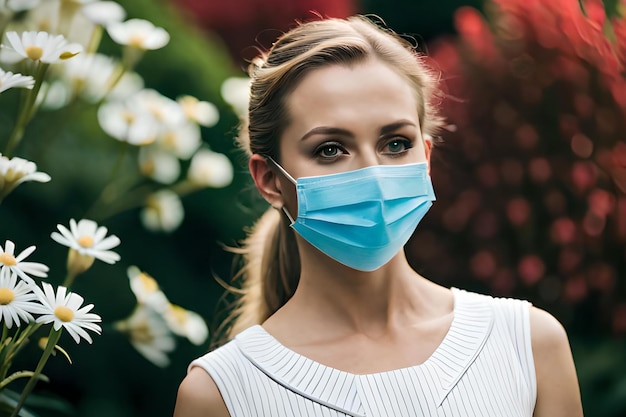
[276,58,430,210]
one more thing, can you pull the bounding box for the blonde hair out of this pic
[225,15,444,338]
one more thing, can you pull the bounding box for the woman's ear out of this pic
[424,135,433,175]
[249,154,284,208]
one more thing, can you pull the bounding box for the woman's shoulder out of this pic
[175,328,261,417]
[174,367,230,417]
[527,306,568,349]
[528,306,583,416]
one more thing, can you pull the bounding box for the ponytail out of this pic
[225,206,300,338]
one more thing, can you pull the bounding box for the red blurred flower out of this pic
[571,161,598,191]
[587,188,615,217]
[470,250,498,279]
[506,197,531,226]
[587,262,616,292]
[454,7,504,71]
[528,158,552,183]
[563,273,587,303]
[517,254,546,285]
[570,133,594,158]
[551,217,578,245]
[558,246,583,273]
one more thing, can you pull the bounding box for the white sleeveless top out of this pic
[189,289,537,417]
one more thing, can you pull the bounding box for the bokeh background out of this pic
[1,0,625,416]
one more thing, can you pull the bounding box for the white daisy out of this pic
[138,147,180,184]
[106,18,169,50]
[0,268,42,328]
[57,52,117,98]
[131,89,185,127]
[163,303,208,346]
[126,266,169,312]
[18,0,58,33]
[0,153,51,199]
[4,31,83,63]
[187,149,233,188]
[97,98,158,145]
[113,303,176,367]
[0,240,49,284]
[0,68,35,93]
[140,190,184,233]
[221,76,251,117]
[34,282,101,344]
[177,95,219,127]
[39,79,71,110]
[156,121,201,160]
[81,1,125,26]
[50,218,121,264]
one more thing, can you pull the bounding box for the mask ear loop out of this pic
[264,156,297,224]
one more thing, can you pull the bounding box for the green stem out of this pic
[4,62,50,157]
[83,141,129,219]
[0,371,48,391]
[62,271,77,289]
[1,323,43,379]
[1,324,8,346]
[9,327,61,417]
[169,180,202,198]
[0,324,12,380]
[87,25,104,54]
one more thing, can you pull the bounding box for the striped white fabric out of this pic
[190,288,536,417]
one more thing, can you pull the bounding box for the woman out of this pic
[174,15,583,417]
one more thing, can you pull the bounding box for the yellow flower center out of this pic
[77,236,94,248]
[141,159,156,176]
[54,306,74,322]
[170,305,187,324]
[25,46,43,61]
[0,288,15,305]
[0,252,17,266]
[128,34,146,48]
[163,132,177,149]
[132,321,155,343]
[38,19,51,32]
[3,168,22,183]
[122,110,135,124]
[138,273,159,293]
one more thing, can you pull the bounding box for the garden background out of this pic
[0,0,624,416]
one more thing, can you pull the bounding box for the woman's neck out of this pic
[265,251,451,343]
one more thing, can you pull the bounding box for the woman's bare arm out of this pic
[173,367,231,417]
[531,306,584,417]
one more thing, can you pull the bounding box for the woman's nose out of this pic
[355,148,381,169]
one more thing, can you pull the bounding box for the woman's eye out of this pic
[315,143,346,159]
[384,138,413,154]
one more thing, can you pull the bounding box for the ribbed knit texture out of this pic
[190,288,536,416]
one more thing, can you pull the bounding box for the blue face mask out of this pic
[268,158,436,271]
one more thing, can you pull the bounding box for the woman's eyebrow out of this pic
[379,120,417,135]
[300,127,352,141]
